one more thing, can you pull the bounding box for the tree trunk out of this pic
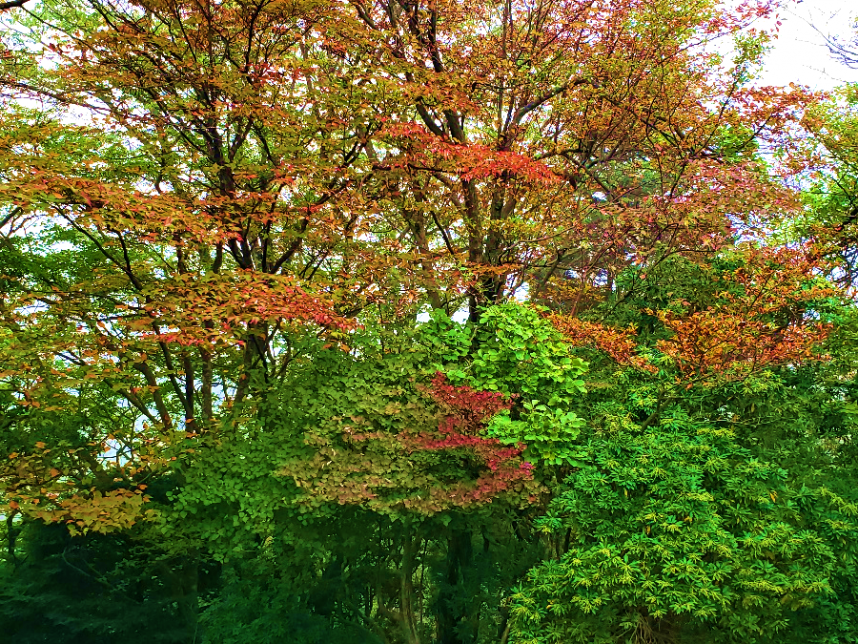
[436,528,473,644]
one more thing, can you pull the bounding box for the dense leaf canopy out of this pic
[2,1,858,643]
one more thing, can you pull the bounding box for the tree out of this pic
[0,0,806,529]
[1,0,853,643]
[508,254,858,644]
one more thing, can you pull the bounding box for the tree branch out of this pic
[0,0,30,10]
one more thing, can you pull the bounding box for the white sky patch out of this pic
[757,0,858,89]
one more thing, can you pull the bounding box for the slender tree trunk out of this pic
[436,528,474,644]
[400,530,422,644]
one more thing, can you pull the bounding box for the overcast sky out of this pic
[757,0,858,89]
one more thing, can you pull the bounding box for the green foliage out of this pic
[0,522,196,644]
[509,408,857,643]
[505,254,858,643]
[169,304,571,549]
[429,305,589,467]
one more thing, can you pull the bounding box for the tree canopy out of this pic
[2,1,858,643]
